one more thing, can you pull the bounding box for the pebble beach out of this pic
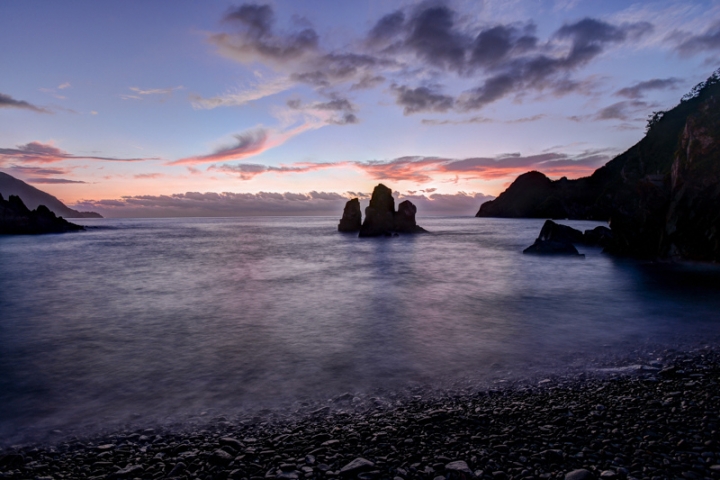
[1,347,719,480]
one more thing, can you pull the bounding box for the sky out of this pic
[1,0,719,217]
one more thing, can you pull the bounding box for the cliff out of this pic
[477,69,720,262]
[0,172,102,218]
[0,194,84,234]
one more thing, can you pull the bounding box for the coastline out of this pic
[1,346,718,480]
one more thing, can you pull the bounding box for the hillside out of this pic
[0,172,101,218]
[476,69,720,262]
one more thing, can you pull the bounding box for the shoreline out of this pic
[1,347,719,480]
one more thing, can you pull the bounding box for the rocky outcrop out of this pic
[0,171,102,218]
[479,69,720,262]
[338,198,362,232]
[0,194,84,234]
[660,94,720,262]
[394,200,427,234]
[523,220,614,255]
[357,184,427,237]
[523,220,584,256]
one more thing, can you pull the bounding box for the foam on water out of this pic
[1,216,719,444]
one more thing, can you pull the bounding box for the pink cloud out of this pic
[0,141,159,164]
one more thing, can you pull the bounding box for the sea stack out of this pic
[338,198,362,232]
[357,184,426,237]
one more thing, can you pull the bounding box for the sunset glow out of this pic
[1,1,718,216]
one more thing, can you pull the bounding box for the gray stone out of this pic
[565,469,594,480]
[340,457,375,476]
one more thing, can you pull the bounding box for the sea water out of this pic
[1,216,719,444]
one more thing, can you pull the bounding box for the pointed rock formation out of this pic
[358,184,427,237]
[394,199,427,234]
[359,184,396,237]
[338,198,362,232]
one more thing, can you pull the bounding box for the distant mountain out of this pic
[0,172,101,218]
[477,69,720,262]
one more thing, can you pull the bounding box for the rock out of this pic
[220,437,244,451]
[538,220,584,244]
[0,194,84,235]
[523,240,583,256]
[114,464,144,478]
[338,198,362,232]
[358,184,426,237]
[394,200,427,234]
[0,454,24,469]
[210,448,233,466]
[445,460,473,478]
[359,184,396,237]
[339,457,375,476]
[523,220,585,255]
[565,469,594,480]
[476,69,720,261]
[583,226,613,247]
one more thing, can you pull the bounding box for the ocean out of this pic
[1,216,719,445]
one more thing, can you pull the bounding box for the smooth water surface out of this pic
[1,216,719,443]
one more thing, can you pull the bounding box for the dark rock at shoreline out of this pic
[477,70,720,262]
[0,194,84,235]
[338,198,362,232]
[358,184,426,237]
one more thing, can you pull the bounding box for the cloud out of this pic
[355,150,611,183]
[615,77,682,99]
[191,77,292,109]
[134,173,164,179]
[210,161,341,180]
[421,113,545,125]
[121,86,184,100]
[286,95,359,125]
[70,189,493,218]
[391,84,454,114]
[58,82,71,90]
[0,141,158,164]
[0,93,50,113]
[171,129,268,165]
[25,177,87,184]
[674,20,720,55]
[594,100,649,120]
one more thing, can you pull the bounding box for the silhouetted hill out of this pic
[0,172,101,218]
[477,69,720,262]
[0,194,84,234]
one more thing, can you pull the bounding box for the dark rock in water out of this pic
[358,184,426,237]
[583,225,613,247]
[538,220,584,244]
[359,184,395,237]
[0,194,84,235]
[524,220,584,255]
[523,239,583,256]
[394,200,427,234]
[338,198,362,232]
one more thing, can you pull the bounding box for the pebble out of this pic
[0,349,719,480]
